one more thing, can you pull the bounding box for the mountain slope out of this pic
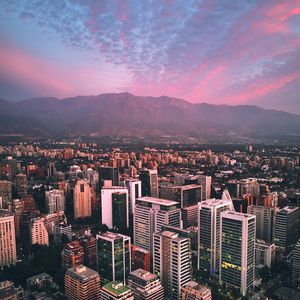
[0,93,299,138]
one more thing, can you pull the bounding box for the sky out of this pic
[0,0,300,113]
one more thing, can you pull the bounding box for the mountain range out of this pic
[0,93,299,139]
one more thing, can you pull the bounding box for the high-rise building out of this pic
[0,210,17,267]
[128,268,164,300]
[139,169,159,198]
[255,240,275,268]
[45,189,65,213]
[123,179,142,215]
[182,205,199,228]
[247,205,275,243]
[237,178,260,200]
[131,245,150,272]
[0,280,24,300]
[112,192,129,232]
[291,239,300,289]
[47,162,56,178]
[101,187,128,229]
[100,281,134,300]
[61,241,84,270]
[0,181,12,209]
[64,265,100,300]
[160,184,202,228]
[134,196,181,251]
[73,180,91,219]
[181,281,212,300]
[29,218,49,246]
[153,227,192,299]
[198,199,233,275]
[11,199,24,237]
[197,175,212,201]
[274,206,300,258]
[96,232,131,286]
[219,211,256,297]
[78,231,97,270]
[160,184,202,208]
[99,166,120,188]
[15,174,28,197]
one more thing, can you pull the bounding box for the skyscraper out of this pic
[78,231,97,270]
[15,174,28,197]
[0,181,12,209]
[61,241,84,270]
[219,211,256,297]
[139,169,159,198]
[101,186,128,229]
[134,196,181,251]
[274,206,300,258]
[131,245,150,272]
[29,218,49,246]
[99,166,119,188]
[123,179,142,215]
[153,228,192,299]
[237,178,260,200]
[197,175,212,201]
[73,180,91,219]
[112,192,129,232]
[247,205,275,243]
[128,268,164,300]
[96,232,131,286]
[0,210,17,267]
[45,189,65,213]
[198,199,233,275]
[64,265,100,300]
[291,239,300,289]
[160,184,202,228]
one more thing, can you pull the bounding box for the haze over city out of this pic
[1,0,300,114]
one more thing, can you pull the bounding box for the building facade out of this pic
[219,211,256,297]
[0,210,17,267]
[96,232,131,286]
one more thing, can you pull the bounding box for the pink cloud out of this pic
[224,70,300,104]
[0,43,74,96]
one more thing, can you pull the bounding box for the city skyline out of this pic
[1,1,300,114]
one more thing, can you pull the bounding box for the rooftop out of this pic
[97,231,130,241]
[129,269,157,282]
[0,210,13,218]
[102,281,130,296]
[66,265,99,282]
[200,198,232,207]
[137,196,178,206]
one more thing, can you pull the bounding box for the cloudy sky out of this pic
[1,0,300,113]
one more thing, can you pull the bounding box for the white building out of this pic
[101,186,129,229]
[198,199,233,275]
[123,179,142,215]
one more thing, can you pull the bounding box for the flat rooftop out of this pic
[0,210,13,218]
[137,196,178,206]
[102,281,130,296]
[67,265,99,282]
[129,269,157,282]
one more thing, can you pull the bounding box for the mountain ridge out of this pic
[0,93,299,138]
